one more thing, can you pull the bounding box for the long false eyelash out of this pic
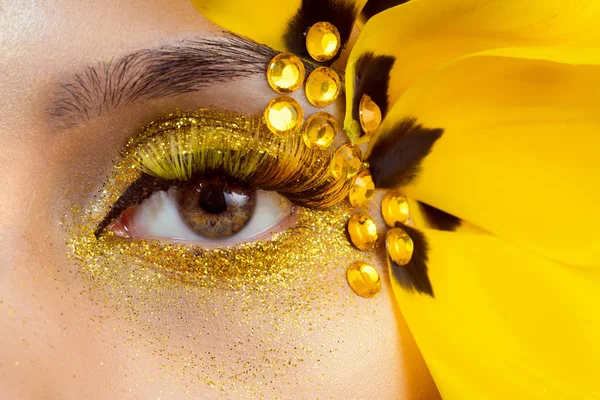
[126,109,352,209]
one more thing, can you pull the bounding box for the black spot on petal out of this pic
[351,52,395,140]
[420,203,462,231]
[283,0,357,65]
[368,118,443,188]
[388,223,434,297]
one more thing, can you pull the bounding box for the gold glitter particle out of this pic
[386,227,414,266]
[305,67,341,108]
[381,191,410,228]
[346,261,381,298]
[264,96,304,135]
[306,21,341,62]
[266,52,305,94]
[347,212,378,251]
[302,112,337,149]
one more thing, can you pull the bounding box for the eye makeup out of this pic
[67,107,371,287]
[130,108,351,208]
[64,107,381,393]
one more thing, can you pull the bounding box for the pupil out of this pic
[198,184,227,214]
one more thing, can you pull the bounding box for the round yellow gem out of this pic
[349,170,375,207]
[347,212,378,251]
[305,67,341,107]
[266,52,305,94]
[264,96,304,135]
[331,143,362,179]
[302,112,337,149]
[346,261,381,298]
[386,227,414,266]
[305,21,341,62]
[381,191,410,228]
[359,94,382,136]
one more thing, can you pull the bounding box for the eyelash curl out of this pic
[129,108,351,209]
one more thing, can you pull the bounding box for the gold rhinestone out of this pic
[305,21,341,62]
[264,96,304,135]
[346,261,381,298]
[305,67,341,107]
[349,170,375,207]
[347,212,378,251]
[381,191,410,228]
[266,52,305,94]
[302,112,337,149]
[359,94,382,136]
[331,143,362,179]
[386,227,414,266]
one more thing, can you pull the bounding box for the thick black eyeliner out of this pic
[94,173,173,237]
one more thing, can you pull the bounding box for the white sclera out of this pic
[128,188,294,246]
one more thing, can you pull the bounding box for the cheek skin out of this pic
[0,120,424,398]
[0,0,439,398]
[66,177,406,397]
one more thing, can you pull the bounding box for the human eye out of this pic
[94,108,351,246]
[108,177,295,246]
[68,108,366,283]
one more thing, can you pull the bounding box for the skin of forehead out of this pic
[0,0,439,398]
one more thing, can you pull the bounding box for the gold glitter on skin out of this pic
[131,108,351,209]
[64,108,383,395]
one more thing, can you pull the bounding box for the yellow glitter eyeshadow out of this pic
[305,67,341,108]
[306,21,341,62]
[130,109,350,208]
[386,227,414,266]
[381,191,410,228]
[264,96,304,135]
[331,143,362,180]
[302,112,337,149]
[359,94,382,136]
[266,52,305,94]
[347,212,378,251]
[349,170,375,207]
[66,106,382,394]
[346,261,381,298]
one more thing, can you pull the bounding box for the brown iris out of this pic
[176,177,256,238]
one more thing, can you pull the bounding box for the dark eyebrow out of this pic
[47,35,281,129]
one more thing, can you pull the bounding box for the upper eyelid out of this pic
[129,110,351,208]
[95,108,337,234]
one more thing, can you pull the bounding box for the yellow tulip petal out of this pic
[378,47,600,266]
[345,0,600,132]
[191,0,365,53]
[391,229,600,400]
[190,0,300,50]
